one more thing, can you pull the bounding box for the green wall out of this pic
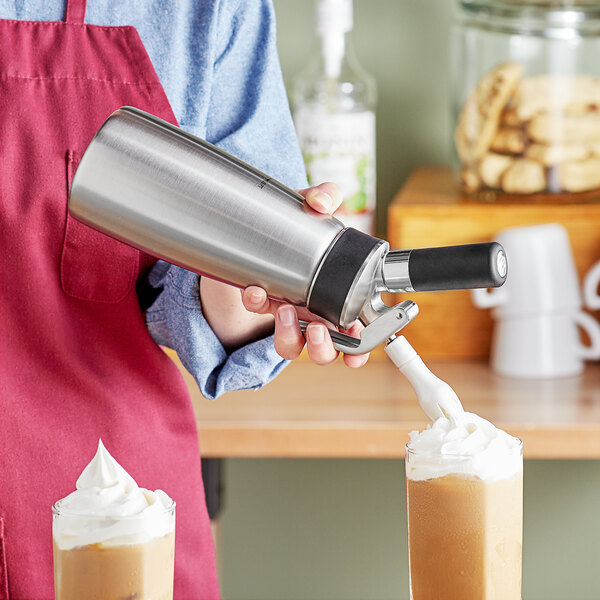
[220,459,600,600]
[217,2,600,599]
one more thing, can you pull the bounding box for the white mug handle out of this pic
[583,261,600,310]
[471,286,508,309]
[574,311,600,360]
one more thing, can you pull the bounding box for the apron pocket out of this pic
[61,150,139,303]
[0,518,8,599]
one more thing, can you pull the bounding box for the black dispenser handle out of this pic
[383,242,507,293]
[408,242,507,291]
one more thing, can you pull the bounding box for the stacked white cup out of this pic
[472,223,600,378]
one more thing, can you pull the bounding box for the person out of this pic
[0,0,368,598]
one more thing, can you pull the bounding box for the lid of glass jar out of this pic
[460,0,600,29]
[464,0,600,6]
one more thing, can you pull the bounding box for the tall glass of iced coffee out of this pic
[406,413,523,600]
[53,440,176,600]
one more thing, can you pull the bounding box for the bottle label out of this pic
[294,108,376,234]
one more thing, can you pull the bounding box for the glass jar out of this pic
[405,441,523,600]
[451,0,600,199]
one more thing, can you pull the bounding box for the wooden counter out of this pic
[166,350,600,460]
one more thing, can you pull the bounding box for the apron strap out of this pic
[65,0,87,24]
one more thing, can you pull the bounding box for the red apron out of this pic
[0,0,219,598]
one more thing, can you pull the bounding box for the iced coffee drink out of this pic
[53,440,175,600]
[406,413,523,600]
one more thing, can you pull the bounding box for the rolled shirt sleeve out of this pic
[146,264,288,400]
[146,0,308,399]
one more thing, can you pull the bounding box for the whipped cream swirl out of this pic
[53,440,174,550]
[407,412,522,482]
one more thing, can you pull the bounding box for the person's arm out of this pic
[146,263,286,400]
[146,0,367,399]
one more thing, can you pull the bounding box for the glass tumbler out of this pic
[52,499,176,600]
[405,441,523,600]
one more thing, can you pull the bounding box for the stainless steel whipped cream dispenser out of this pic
[69,107,507,354]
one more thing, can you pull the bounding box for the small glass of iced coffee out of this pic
[52,440,176,600]
[405,413,523,600]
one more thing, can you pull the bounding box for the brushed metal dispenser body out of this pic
[69,107,507,353]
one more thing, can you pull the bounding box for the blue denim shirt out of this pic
[1,0,308,398]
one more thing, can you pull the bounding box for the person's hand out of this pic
[242,182,369,368]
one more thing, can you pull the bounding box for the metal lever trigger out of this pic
[298,300,419,355]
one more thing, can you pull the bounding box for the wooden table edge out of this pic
[197,424,600,459]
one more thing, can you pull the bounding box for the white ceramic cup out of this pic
[491,311,600,378]
[472,223,581,317]
[583,260,600,310]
